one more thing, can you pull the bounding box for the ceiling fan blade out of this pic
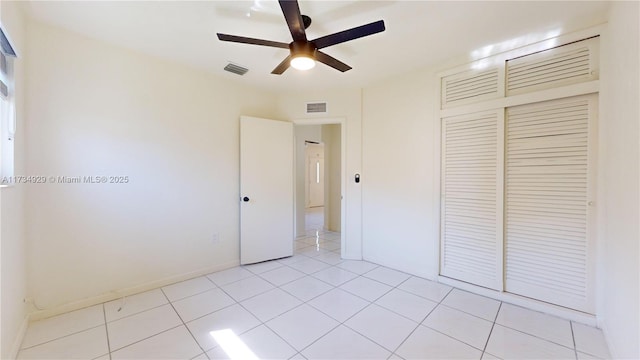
[312,20,386,49]
[217,33,290,49]
[315,51,352,72]
[271,55,292,75]
[279,0,307,42]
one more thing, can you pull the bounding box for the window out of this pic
[0,26,16,182]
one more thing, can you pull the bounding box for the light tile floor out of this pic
[304,207,324,232]
[17,230,611,360]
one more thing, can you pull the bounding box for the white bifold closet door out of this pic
[504,95,597,312]
[440,110,503,290]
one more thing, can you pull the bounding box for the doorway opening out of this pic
[306,142,325,209]
[294,122,343,258]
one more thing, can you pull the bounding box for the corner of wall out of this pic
[598,1,640,358]
[7,314,29,359]
[1,1,30,358]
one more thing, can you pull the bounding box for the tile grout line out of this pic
[216,277,279,303]
[342,275,409,302]
[292,263,389,353]
[105,302,168,325]
[275,251,465,357]
[296,267,438,357]
[262,248,351,351]
[255,252,381,356]
[418,324,490,355]
[570,321,578,360]
[109,324,185,355]
[493,318,579,351]
[313,274,408,354]
[165,283,219,304]
[104,294,186,354]
[436,301,499,323]
[387,285,456,357]
[480,301,503,358]
[344,267,451,323]
[213,278,302,357]
[159,288,210,359]
[177,252,349,326]
[254,267,308,288]
[254,248,347,289]
[212,276,304,357]
[279,278,336,303]
[206,274,256,289]
[99,288,185,326]
[18,323,107,352]
[287,289,372,356]
[102,304,112,360]
[287,258,337,274]
[417,299,499,354]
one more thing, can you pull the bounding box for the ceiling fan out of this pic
[216,0,386,74]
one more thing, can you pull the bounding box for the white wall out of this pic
[24,20,278,310]
[598,2,640,357]
[321,124,341,232]
[277,89,362,259]
[294,125,321,236]
[0,2,28,358]
[361,68,439,279]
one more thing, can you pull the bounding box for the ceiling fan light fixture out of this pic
[290,54,315,71]
[217,0,386,75]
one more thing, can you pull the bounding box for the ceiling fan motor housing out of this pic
[290,41,317,59]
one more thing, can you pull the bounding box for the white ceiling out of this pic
[25,1,610,93]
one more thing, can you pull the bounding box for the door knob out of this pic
[243,196,250,202]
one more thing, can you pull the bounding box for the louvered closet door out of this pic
[506,37,599,96]
[441,110,503,290]
[441,68,501,108]
[505,95,596,312]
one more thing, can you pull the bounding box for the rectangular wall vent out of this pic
[224,63,248,76]
[306,102,328,114]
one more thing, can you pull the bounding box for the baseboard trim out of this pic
[599,319,611,357]
[9,314,30,359]
[28,260,239,322]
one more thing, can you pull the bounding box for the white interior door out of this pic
[240,116,294,265]
[306,143,325,208]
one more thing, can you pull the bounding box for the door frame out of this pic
[293,117,346,258]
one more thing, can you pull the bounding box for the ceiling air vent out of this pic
[224,63,248,76]
[306,102,328,114]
